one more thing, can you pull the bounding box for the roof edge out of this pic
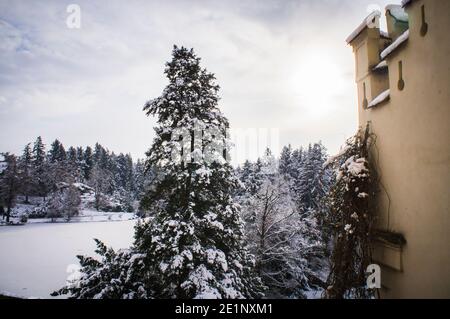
[346,11,381,44]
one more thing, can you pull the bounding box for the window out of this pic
[398,61,405,90]
[363,82,368,108]
[420,5,428,37]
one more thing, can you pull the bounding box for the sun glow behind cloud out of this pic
[289,50,346,119]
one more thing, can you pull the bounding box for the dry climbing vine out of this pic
[323,123,378,299]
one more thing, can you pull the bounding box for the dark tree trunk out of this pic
[6,206,11,223]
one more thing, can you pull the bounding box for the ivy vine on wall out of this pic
[323,123,378,299]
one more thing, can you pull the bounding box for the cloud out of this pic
[0,0,402,160]
[0,19,24,52]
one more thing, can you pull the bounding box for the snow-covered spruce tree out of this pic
[67,147,82,182]
[137,45,264,298]
[53,46,264,299]
[0,153,20,223]
[279,144,292,176]
[48,139,67,163]
[237,159,264,197]
[88,164,112,211]
[323,124,377,299]
[18,143,33,203]
[134,158,155,207]
[83,146,94,181]
[32,136,51,199]
[291,142,329,213]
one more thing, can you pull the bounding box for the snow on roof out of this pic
[380,29,409,59]
[368,89,390,108]
[373,60,388,70]
[386,5,409,22]
[401,0,413,7]
[346,11,381,44]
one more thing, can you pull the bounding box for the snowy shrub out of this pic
[28,203,48,218]
[47,190,64,221]
[20,215,28,223]
[52,239,148,299]
[63,185,81,221]
[47,184,81,221]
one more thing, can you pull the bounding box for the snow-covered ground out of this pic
[0,219,135,298]
[1,208,137,226]
[26,210,136,224]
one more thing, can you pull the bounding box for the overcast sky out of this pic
[0,0,402,163]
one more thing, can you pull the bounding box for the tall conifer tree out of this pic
[53,46,264,299]
[138,45,263,298]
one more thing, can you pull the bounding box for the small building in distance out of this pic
[346,0,450,298]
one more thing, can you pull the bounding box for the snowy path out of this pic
[0,220,135,298]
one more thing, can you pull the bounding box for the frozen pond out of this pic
[0,220,136,298]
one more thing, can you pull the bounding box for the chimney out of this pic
[385,5,409,40]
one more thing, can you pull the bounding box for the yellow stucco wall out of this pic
[351,0,450,298]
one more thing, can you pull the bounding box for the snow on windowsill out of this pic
[373,60,387,71]
[368,89,390,108]
[380,29,409,59]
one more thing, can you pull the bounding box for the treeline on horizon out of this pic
[0,136,151,217]
[0,135,330,219]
